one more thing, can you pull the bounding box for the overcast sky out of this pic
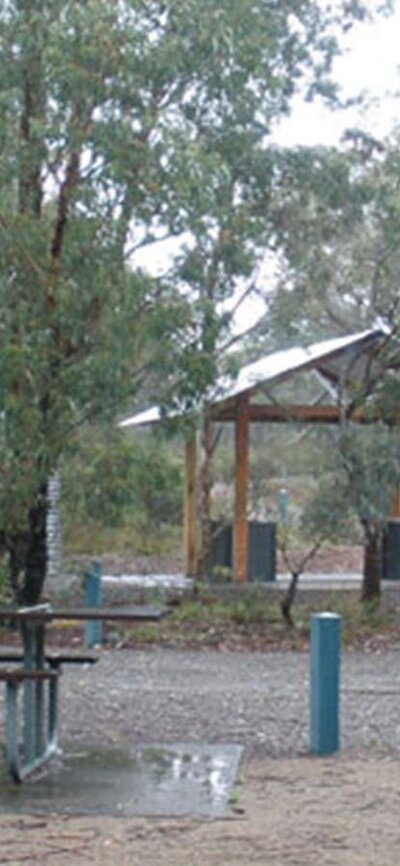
[274,1,400,147]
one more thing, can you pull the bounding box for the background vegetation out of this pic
[1,1,399,606]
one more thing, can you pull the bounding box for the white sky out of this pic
[274,1,400,146]
[133,2,400,334]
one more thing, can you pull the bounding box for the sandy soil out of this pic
[1,753,400,865]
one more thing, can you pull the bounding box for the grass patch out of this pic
[63,521,181,557]
[318,592,399,648]
[120,623,161,645]
[114,589,308,651]
[113,589,400,652]
[173,588,282,626]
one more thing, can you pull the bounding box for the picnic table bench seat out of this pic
[0,651,98,668]
[0,602,168,783]
[0,653,99,782]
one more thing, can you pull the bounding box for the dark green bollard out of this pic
[84,560,103,648]
[310,612,341,755]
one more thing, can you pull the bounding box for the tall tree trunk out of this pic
[23,485,48,604]
[361,522,382,603]
[281,571,299,627]
[7,483,48,605]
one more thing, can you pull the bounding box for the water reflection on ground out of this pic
[0,743,243,817]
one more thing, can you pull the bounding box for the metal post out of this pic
[5,680,20,782]
[22,623,37,764]
[48,674,59,752]
[84,560,103,647]
[34,623,45,756]
[310,612,341,755]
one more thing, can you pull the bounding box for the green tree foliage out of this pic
[276,443,353,624]
[277,419,400,617]
[250,125,400,602]
[0,0,381,601]
[61,429,182,532]
[143,0,373,407]
[334,423,400,601]
[298,421,400,602]
[157,0,378,574]
[257,132,400,342]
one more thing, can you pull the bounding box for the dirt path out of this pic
[1,753,399,865]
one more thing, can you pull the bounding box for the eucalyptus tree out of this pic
[249,128,400,598]
[0,0,383,601]
[256,131,400,343]
[152,0,380,575]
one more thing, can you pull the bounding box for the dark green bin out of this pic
[382,519,400,581]
[210,520,276,582]
[209,523,232,573]
[248,521,276,582]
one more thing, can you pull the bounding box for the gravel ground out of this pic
[2,647,400,865]
[20,646,400,759]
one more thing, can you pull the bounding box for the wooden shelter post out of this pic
[184,435,197,577]
[233,394,249,583]
[390,488,400,519]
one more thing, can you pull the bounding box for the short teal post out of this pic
[84,560,103,648]
[310,612,341,755]
[278,487,288,524]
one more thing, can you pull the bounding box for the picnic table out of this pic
[0,602,168,783]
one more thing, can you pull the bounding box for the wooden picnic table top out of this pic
[0,604,169,623]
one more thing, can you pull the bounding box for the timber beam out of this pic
[210,403,399,424]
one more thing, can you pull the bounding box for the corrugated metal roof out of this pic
[119,327,387,429]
